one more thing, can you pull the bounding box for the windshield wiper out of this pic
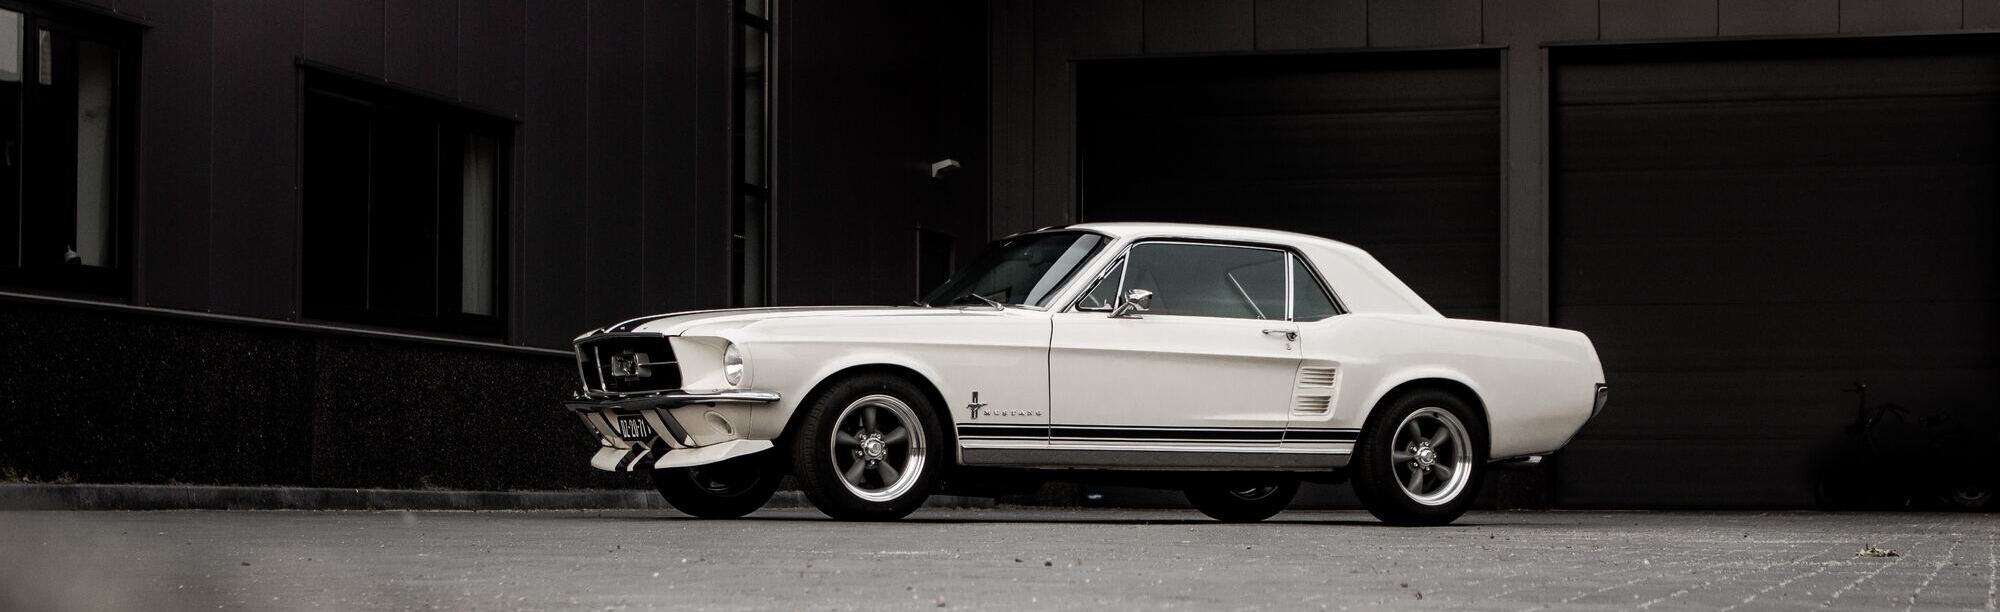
[946,292,1006,309]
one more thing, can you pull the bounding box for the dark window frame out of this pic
[298,67,514,339]
[730,0,773,307]
[1068,238,1350,321]
[0,0,141,298]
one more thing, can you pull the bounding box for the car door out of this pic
[1048,241,1301,456]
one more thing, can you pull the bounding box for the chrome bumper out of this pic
[565,389,781,472]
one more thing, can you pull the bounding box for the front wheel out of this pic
[789,374,945,521]
[1351,390,1485,526]
[1185,479,1299,523]
[651,452,783,519]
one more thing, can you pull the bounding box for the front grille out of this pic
[575,335,682,395]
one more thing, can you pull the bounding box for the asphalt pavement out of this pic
[1,507,1995,611]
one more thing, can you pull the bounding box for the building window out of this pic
[301,70,510,337]
[732,0,772,307]
[0,4,138,296]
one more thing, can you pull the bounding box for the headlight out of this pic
[723,343,745,386]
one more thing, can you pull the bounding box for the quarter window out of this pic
[1292,256,1341,322]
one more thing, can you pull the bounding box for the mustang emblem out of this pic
[967,391,987,420]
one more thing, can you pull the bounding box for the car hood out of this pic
[579,305,1000,340]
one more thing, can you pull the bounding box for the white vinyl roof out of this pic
[1064,222,1443,317]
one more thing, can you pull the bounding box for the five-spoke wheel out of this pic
[1388,406,1473,506]
[791,374,944,520]
[1352,390,1485,526]
[831,394,928,503]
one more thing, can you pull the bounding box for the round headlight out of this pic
[723,343,745,386]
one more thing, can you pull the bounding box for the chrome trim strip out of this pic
[961,446,1349,470]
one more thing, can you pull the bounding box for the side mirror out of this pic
[1109,289,1153,318]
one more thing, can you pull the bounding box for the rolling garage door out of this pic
[1553,39,2000,506]
[1078,52,1502,320]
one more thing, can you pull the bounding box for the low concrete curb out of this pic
[0,484,995,512]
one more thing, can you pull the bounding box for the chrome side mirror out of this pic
[1109,289,1153,319]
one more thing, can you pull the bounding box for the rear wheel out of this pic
[789,374,944,521]
[1185,479,1299,523]
[651,452,782,519]
[1351,390,1485,526]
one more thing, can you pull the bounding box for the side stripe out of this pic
[959,424,1360,443]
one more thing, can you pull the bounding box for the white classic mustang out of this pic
[564,223,1606,525]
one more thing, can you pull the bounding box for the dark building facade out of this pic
[1,0,1994,506]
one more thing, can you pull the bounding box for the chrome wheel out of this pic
[1391,406,1472,506]
[830,394,927,502]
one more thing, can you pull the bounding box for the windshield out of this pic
[921,231,1108,308]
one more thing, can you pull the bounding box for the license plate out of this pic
[615,415,655,441]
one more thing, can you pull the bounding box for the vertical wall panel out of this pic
[1143,0,1253,53]
[584,0,645,325]
[641,0,701,314]
[1970,0,2000,28]
[305,0,386,78]
[1256,0,1366,50]
[460,0,525,116]
[1368,0,1483,47]
[1033,0,1142,229]
[1839,0,1963,32]
[386,0,460,96]
[518,0,588,348]
[689,0,732,311]
[133,0,214,310]
[1486,0,1597,329]
[208,0,302,319]
[1601,0,1719,39]
[990,0,1037,238]
[1720,0,1840,35]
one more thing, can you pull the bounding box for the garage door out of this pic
[1078,52,1502,320]
[1553,39,2000,506]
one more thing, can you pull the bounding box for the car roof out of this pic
[1063,222,1372,257]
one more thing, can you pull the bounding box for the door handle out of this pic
[1262,328,1298,341]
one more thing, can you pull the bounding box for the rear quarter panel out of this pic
[1300,313,1604,459]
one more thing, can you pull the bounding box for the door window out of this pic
[1120,243,1286,319]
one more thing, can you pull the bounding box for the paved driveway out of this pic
[1,508,1994,611]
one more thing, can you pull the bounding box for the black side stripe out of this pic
[1051,427,1284,441]
[1284,429,1360,442]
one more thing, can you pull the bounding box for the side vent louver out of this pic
[1292,366,1338,416]
[1297,367,1338,388]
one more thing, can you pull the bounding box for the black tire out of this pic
[1185,479,1299,523]
[788,374,945,521]
[651,451,783,519]
[1351,389,1486,526]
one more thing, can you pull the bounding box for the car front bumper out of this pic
[565,389,781,472]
